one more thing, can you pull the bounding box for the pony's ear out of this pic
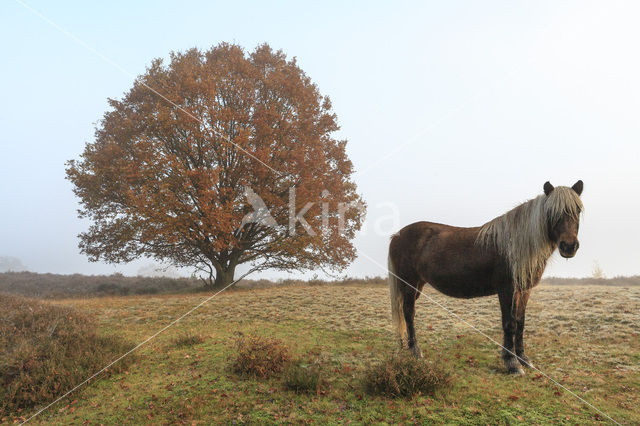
[572,180,584,196]
[543,181,554,196]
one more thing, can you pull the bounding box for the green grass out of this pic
[282,361,322,394]
[4,284,638,424]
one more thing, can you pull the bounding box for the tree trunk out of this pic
[212,264,236,289]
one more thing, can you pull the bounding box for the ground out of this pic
[19,284,640,424]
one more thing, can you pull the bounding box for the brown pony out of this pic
[389,181,584,374]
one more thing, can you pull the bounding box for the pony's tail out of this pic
[389,254,407,347]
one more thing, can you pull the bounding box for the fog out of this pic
[1,1,639,279]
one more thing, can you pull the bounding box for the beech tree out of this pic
[66,43,365,288]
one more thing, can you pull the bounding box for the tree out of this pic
[592,261,605,279]
[0,256,27,272]
[66,43,365,289]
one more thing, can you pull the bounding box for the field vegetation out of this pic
[1,280,637,424]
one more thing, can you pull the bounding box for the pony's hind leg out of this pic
[403,289,423,358]
[389,256,422,357]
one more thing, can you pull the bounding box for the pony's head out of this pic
[543,180,584,258]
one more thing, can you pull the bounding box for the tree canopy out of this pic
[66,43,365,288]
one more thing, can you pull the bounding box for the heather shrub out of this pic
[229,334,291,378]
[0,294,135,417]
[362,352,452,399]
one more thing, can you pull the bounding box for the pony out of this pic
[388,181,584,374]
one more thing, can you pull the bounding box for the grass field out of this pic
[7,283,640,424]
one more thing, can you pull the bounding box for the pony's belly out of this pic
[426,278,497,299]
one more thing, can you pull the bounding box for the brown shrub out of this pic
[362,352,452,399]
[229,334,291,378]
[0,294,135,417]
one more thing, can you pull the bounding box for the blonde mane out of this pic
[477,186,583,291]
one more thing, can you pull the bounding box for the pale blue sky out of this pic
[1,1,639,279]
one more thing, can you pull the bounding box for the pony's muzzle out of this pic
[559,241,579,258]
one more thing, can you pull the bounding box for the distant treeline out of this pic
[0,272,387,299]
[541,275,640,287]
[0,271,636,299]
[0,272,201,299]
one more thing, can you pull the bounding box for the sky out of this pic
[1,1,639,279]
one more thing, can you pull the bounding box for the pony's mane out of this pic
[477,186,583,291]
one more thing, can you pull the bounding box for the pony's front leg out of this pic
[498,287,524,375]
[515,290,534,369]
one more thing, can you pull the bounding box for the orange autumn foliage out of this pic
[66,43,365,288]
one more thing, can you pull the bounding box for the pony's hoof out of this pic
[411,346,423,358]
[508,366,525,375]
[518,356,534,369]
